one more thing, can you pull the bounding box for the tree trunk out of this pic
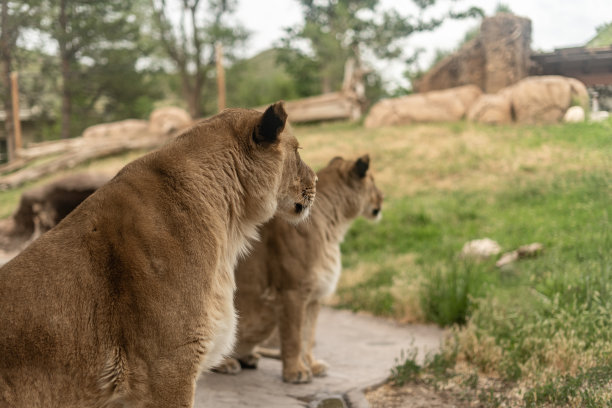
[181,74,202,119]
[0,0,15,160]
[60,57,71,139]
[59,0,71,139]
[322,76,332,94]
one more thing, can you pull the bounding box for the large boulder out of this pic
[148,107,192,135]
[467,91,513,124]
[510,76,589,124]
[365,85,482,128]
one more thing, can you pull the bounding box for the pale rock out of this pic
[563,106,585,123]
[460,238,501,259]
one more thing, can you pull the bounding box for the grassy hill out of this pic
[1,118,611,406]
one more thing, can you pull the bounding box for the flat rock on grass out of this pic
[194,307,444,407]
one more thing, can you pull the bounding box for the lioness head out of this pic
[256,103,317,223]
[325,154,383,221]
[212,101,316,225]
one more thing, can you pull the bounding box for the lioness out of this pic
[0,102,316,407]
[216,155,382,383]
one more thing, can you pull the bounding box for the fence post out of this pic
[10,71,22,156]
[215,42,226,112]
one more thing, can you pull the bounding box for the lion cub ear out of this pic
[253,101,288,147]
[328,156,344,166]
[351,154,370,179]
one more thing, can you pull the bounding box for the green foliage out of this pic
[336,266,396,316]
[390,348,422,386]
[224,49,301,108]
[420,260,491,326]
[278,0,482,98]
[327,120,612,402]
[40,0,148,137]
[390,346,458,386]
[147,0,248,117]
[494,3,513,14]
[587,22,612,47]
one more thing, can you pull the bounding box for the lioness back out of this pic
[0,103,316,407]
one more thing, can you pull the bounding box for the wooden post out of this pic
[215,42,226,112]
[10,71,22,154]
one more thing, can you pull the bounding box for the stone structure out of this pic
[364,76,589,127]
[466,91,513,125]
[415,13,532,94]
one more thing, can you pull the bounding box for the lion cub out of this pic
[216,155,383,383]
[0,103,316,407]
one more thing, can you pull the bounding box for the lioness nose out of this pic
[372,208,380,216]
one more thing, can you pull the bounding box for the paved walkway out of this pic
[194,307,444,407]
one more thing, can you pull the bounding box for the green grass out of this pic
[330,119,612,405]
[523,364,612,407]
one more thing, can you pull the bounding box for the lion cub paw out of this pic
[310,359,329,377]
[282,364,313,384]
[238,352,261,369]
[212,357,242,375]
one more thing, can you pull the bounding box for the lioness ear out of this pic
[253,102,288,147]
[352,154,370,179]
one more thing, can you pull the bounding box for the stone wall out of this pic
[414,39,486,93]
[415,13,532,93]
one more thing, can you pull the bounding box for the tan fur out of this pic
[215,155,382,383]
[0,102,316,407]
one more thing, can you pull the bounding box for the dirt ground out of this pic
[366,383,471,408]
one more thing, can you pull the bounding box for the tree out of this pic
[41,0,144,138]
[0,0,39,158]
[149,0,248,118]
[224,49,301,109]
[278,0,483,97]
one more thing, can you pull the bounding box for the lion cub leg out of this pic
[279,289,312,384]
[303,301,329,377]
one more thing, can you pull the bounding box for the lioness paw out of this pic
[238,352,261,369]
[310,359,329,377]
[282,365,313,384]
[212,357,242,375]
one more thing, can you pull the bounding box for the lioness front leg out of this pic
[142,358,198,408]
[279,289,312,383]
[303,300,329,377]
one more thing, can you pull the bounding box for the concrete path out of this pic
[194,307,444,407]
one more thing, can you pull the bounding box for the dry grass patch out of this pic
[296,122,609,198]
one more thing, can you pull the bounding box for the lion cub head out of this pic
[324,154,383,221]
